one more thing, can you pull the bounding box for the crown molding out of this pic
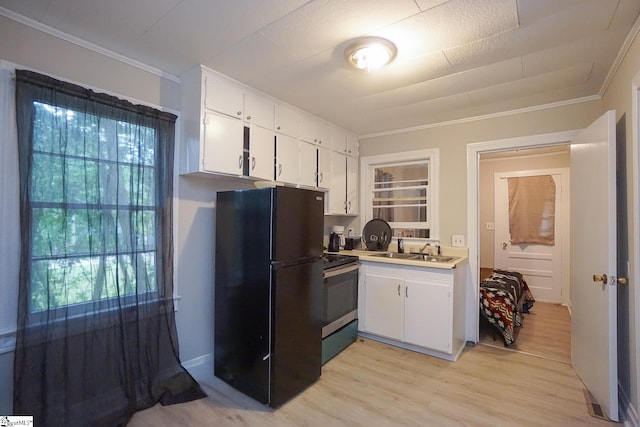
[360,95,601,139]
[0,6,180,83]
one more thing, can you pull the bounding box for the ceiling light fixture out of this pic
[344,36,397,71]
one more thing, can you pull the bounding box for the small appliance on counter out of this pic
[362,219,392,251]
[344,236,361,250]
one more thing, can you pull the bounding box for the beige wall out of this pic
[359,101,603,245]
[478,150,570,268]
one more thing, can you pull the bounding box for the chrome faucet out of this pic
[418,241,441,255]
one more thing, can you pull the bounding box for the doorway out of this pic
[477,149,571,361]
[466,129,580,349]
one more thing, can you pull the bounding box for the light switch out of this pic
[452,235,465,247]
[486,222,495,230]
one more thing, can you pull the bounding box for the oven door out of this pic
[322,263,359,338]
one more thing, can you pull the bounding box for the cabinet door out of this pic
[363,273,404,341]
[328,152,346,214]
[204,74,243,119]
[317,146,331,190]
[404,279,451,353]
[346,133,359,157]
[275,134,299,184]
[298,141,318,188]
[331,128,347,153]
[244,93,274,130]
[346,155,358,214]
[249,125,274,181]
[275,104,301,138]
[202,112,244,175]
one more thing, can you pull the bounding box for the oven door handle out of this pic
[324,263,360,278]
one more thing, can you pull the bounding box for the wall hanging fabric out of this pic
[507,175,556,245]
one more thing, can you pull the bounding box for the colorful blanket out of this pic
[479,269,535,346]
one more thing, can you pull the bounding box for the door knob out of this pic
[502,241,508,249]
[592,274,608,284]
[616,276,628,285]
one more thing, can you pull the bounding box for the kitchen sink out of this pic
[368,252,418,259]
[411,254,459,263]
[368,252,459,263]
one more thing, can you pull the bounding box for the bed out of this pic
[479,269,535,346]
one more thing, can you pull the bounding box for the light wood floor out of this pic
[129,337,612,426]
[479,301,572,363]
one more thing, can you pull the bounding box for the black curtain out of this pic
[13,70,205,426]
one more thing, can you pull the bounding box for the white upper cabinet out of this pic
[346,156,358,214]
[275,134,299,185]
[299,141,318,188]
[331,128,358,157]
[203,73,243,120]
[248,125,275,181]
[301,116,331,146]
[346,133,359,157]
[244,93,274,130]
[202,111,244,175]
[181,65,357,205]
[317,146,331,190]
[275,104,302,138]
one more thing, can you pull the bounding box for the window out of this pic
[362,149,439,239]
[15,70,176,320]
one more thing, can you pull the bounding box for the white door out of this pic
[248,125,274,181]
[494,169,569,303]
[570,110,618,421]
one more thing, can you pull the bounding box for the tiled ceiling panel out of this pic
[1,0,639,135]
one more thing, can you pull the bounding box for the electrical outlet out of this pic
[452,235,465,247]
[486,222,495,230]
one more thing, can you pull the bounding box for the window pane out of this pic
[373,205,427,223]
[30,253,157,311]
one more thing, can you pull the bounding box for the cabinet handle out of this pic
[319,172,323,183]
[405,286,408,298]
[347,201,351,211]
[246,115,252,120]
[397,284,401,296]
[237,110,242,116]
[277,125,281,130]
[251,157,256,170]
[238,155,243,168]
[278,164,282,177]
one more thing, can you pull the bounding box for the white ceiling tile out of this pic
[260,0,420,63]
[467,63,593,105]
[1,0,638,134]
[414,0,454,12]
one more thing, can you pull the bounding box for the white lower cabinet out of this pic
[363,274,404,341]
[359,262,466,360]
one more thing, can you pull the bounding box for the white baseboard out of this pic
[182,352,214,383]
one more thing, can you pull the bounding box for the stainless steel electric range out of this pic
[321,253,359,364]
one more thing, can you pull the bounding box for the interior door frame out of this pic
[466,129,579,342]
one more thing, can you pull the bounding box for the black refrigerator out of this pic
[214,186,324,407]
